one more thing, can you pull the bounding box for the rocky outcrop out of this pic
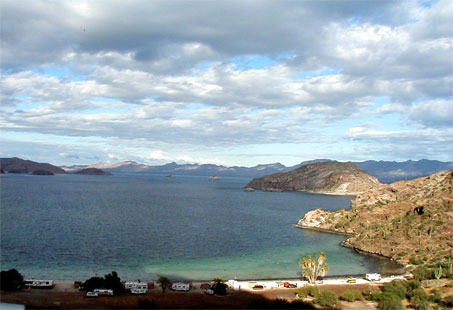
[245,162,381,195]
[296,171,453,265]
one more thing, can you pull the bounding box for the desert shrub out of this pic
[368,292,383,302]
[341,290,363,302]
[429,289,442,303]
[405,279,422,298]
[410,288,430,310]
[377,292,403,310]
[410,256,424,265]
[315,290,338,309]
[295,285,319,298]
[0,269,24,291]
[382,280,407,300]
[412,267,434,281]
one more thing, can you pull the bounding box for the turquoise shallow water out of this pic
[0,173,399,281]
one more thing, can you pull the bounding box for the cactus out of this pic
[434,266,442,280]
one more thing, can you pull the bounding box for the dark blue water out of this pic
[0,173,398,281]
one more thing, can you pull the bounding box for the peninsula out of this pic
[296,171,452,265]
[244,162,381,195]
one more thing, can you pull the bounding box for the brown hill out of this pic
[0,157,66,174]
[245,162,381,195]
[296,171,453,265]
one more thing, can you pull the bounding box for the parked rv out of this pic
[24,279,54,289]
[366,273,382,281]
[125,281,148,294]
[170,282,191,291]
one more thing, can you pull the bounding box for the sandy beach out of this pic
[1,275,409,309]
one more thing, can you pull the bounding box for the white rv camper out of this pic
[125,282,148,294]
[170,282,190,291]
[24,279,54,288]
[366,273,382,281]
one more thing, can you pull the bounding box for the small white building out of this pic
[170,282,190,291]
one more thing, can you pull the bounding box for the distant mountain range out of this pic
[2,157,452,183]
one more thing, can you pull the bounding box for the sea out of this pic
[0,173,400,281]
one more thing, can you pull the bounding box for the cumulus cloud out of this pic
[0,0,451,164]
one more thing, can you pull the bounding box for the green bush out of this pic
[377,292,403,310]
[315,290,338,309]
[410,288,430,310]
[405,279,422,298]
[341,290,363,302]
[412,267,434,281]
[295,285,319,298]
[410,256,424,265]
[429,289,442,303]
[382,280,407,300]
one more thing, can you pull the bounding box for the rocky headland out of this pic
[244,162,381,195]
[73,168,112,175]
[296,171,453,266]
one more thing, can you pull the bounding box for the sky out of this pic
[1,0,452,167]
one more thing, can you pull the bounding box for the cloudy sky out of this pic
[1,0,452,167]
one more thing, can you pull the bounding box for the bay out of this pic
[0,173,399,281]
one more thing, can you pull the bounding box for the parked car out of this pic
[252,285,264,290]
[86,291,98,297]
[284,282,297,288]
[346,277,356,284]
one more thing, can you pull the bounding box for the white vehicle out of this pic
[93,289,114,296]
[366,273,382,281]
[125,282,148,294]
[170,282,190,291]
[24,279,54,288]
[131,288,147,294]
[86,291,98,297]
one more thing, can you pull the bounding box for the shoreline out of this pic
[294,224,408,275]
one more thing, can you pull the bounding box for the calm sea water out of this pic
[0,173,399,281]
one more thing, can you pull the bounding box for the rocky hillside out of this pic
[296,171,453,265]
[245,162,381,195]
[0,157,66,174]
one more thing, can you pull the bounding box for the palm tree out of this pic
[156,276,170,293]
[300,252,329,284]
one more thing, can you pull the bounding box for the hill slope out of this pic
[245,162,381,195]
[296,171,453,265]
[0,157,66,174]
